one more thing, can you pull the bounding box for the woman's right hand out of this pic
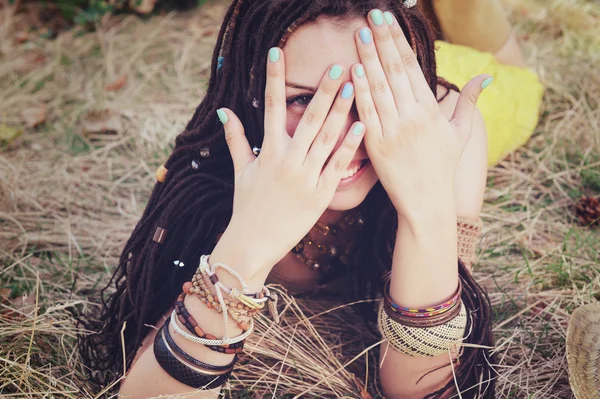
[212,48,364,284]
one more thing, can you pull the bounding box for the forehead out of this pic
[282,17,366,85]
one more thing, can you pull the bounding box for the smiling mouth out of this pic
[341,159,368,179]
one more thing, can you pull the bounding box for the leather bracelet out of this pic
[162,318,238,371]
[154,323,234,389]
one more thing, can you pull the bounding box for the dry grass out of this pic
[1,0,599,397]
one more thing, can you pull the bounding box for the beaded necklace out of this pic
[292,210,365,282]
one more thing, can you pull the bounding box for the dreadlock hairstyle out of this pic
[76,0,496,397]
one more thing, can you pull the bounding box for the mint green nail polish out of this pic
[371,10,384,26]
[384,11,394,25]
[216,109,228,124]
[481,77,494,89]
[352,124,364,136]
[355,65,365,78]
[269,48,280,63]
[329,64,343,80]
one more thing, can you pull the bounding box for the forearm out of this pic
[119,236,270,398]
[380,203,459,399]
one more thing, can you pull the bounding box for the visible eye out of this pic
[286,94,313,112]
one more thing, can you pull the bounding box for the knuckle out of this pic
[386,61,405,76]
[363,105,378,119]
[391,27,404,40]
[375,29,392,41]
[264,94,279,110]
[316,130,334,146]
[370,80,387,95]
[343,136,357,151]
[267,64,279,78]
[224,131,236,146]
[332,159,346,173]
[319,82,338,97]
[331,99,349,114]
[468,92,479,106]
[400,53,418,69]
[302,111,319,127]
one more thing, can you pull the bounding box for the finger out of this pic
[355,25,398,121]
[305,81,355,171]
[263,47,286,153]
[352,63,382,138]
[450,75,493,141]
[218,108,255,173]
[290,64,345,160]
[318,122,366,192]
[386,11,437,107]
[367,9,415,110]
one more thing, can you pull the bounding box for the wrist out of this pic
[397,198,457,227]
[210,228,272,293]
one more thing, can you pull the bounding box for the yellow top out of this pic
[435,40,545,167]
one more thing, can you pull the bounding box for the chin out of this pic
[326,166,379,211]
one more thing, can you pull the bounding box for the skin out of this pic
[119,12,489,399]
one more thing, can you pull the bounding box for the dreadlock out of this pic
[75,0,496,397]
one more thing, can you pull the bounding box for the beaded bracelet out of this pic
[174,293,245,354]
[170,309,254,346]
[383,278,462,318]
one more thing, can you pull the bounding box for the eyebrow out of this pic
[286,82,318,92]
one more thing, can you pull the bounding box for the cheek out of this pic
[285,113,302,137]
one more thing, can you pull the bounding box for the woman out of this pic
[78,0,496,397]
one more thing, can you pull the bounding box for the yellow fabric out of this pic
[435,40,545,167]
[431,0,512,53]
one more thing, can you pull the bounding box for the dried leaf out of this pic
[104,75,127,91]
[20,104,47,128]
[0,124,23,146]
[81,110,122,135]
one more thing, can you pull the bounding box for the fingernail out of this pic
[481,77,494,89]
[384,11,394,25]
[329,64,343,80]
[341,83,354,99]
[355,64,365,78]
[371,10,384,26]
[359,28,372,44]
[216,109,228,124]
[269,48,280,63]
[352,123,364,136]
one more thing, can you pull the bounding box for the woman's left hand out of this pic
[352,10,491,217]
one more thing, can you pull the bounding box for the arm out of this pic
[379,110,487,398]
[119,46,365,398]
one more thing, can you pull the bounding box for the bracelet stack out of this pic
[378,276,468,357]
[154,254,280,389]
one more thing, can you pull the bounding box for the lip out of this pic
[338,159,370,187]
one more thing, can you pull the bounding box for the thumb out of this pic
[450,75,493,139]
[217,108,255,173]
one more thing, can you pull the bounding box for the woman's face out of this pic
[282,17,379,212]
